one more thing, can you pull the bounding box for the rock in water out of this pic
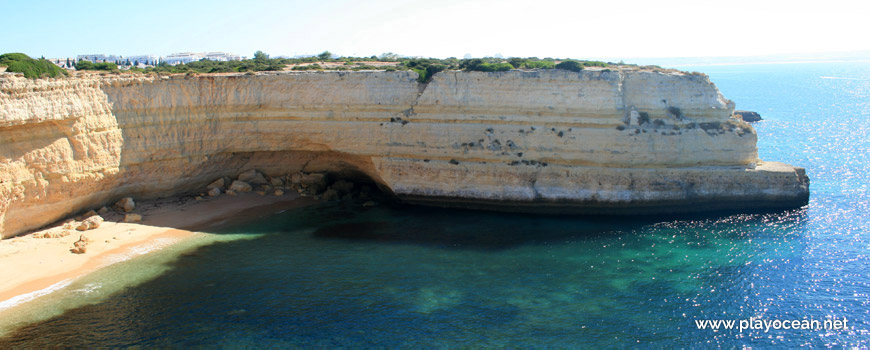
[115,197,135,212]
[228,180,252,192]
[238,170,268,185]
[734,110,762,122]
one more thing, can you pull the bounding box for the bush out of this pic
[461,59,513,72]
[0,53,68,79]
[555,60,584,72]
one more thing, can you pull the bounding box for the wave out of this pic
[0,279,73,311]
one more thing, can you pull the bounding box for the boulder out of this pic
[206,178,226,190]
[270,177,284,186]
[76,215,103,231]
[228,180,252,192]
[322,188,340,201]
[97,206,109,214]
[274,189,284,196]
[290,173,303,185]
[734,110,762,122]
[71,235,89,254]
[77,210,99,220]
[238,170,268,185]
[208,187,221,197]
[123,213,142,223]
[226,189,237,196]
[331,180,355,195]
[115,197,135,212]
[300,173,328,194]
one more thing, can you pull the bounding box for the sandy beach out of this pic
[0,191,319,312]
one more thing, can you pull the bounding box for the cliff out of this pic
[0,69,809,238]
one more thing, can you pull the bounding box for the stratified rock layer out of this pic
[0,69,809,238]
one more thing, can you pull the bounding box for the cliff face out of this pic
[0,69,809,238]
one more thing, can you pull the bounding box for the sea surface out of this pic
[1,62,869,348]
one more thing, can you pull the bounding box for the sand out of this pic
[0,191,319,311]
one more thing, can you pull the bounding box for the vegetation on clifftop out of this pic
[0,53,68,79]
[2,50,632,82]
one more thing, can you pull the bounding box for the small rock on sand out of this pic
[76,215,104,231]
[123,213,142,223]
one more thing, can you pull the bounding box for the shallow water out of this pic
[1,62,868,347]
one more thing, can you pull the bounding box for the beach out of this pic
[0,192,318,313]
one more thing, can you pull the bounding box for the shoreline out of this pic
[0,191,319,313]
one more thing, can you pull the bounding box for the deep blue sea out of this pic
[1,62,869,348]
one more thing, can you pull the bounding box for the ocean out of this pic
[1,62,868,348]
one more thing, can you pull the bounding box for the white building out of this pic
[163,52,242,65]
[163,52,204,65]
[126,55,159,66]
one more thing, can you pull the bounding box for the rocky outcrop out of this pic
[734,110,763,122]
[0,69,809,238]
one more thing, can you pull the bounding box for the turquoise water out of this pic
[2,62,869,348]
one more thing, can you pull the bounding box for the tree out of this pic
[253,50,269,62]
[66,58,71,67]
[379,52,399,61]
[317,51,333,61]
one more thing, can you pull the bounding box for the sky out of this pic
[4,0,870,61]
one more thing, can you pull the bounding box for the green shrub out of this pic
[522,60,555,69]
[0,53,68,79]
[555,60,584,72]
[461,59,513,72]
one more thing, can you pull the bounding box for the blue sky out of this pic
[4,0,870,60]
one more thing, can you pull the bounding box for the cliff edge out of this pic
[0,69,809,238]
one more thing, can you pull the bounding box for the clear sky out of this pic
[3,0,870,60]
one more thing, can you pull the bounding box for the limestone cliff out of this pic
[0,69,809,238]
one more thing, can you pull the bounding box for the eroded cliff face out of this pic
[0,69,809,238]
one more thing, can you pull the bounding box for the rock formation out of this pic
[734,110,763,122]
[0,69,809,238]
